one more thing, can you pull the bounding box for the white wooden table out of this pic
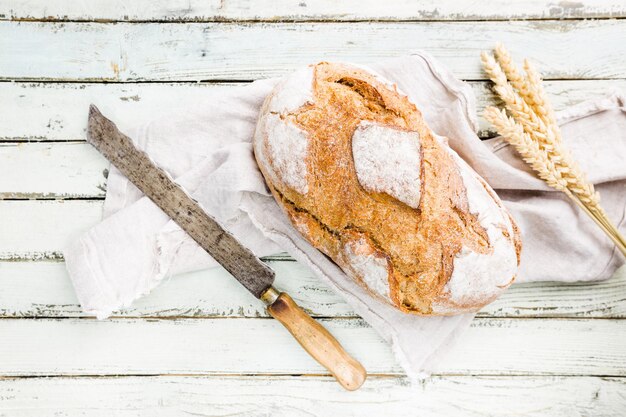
[1,1,626,415]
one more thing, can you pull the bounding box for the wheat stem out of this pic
[566,190,626,256]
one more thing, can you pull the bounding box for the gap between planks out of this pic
[6,16,626,24]
[2,0,626,22]
[1,373,624,379]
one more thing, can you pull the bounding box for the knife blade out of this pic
[86,105,366,390]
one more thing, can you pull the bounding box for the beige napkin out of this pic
[64,53,626,380]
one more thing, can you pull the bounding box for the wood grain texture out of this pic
[1,80,624,143]
[1,376,624,417]
[0,200,102,260]
[1,261,625,319]
[267,292,367,390]
[2,0,625,22]
[1,317,625,376]
[0,142,108,199]
[2,21,626,82]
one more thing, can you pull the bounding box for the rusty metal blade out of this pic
[86,105,275,298]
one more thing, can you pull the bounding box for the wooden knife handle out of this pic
[266,291,367,391]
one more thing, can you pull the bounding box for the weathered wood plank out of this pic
[0,82,232,142]
[0,200,102,260]
[0,317,624,376]
[0,200,289,261]
[2,0,625,22]
[1,260,625,319]
[0,82,234,142]
[0,260,353,318]
[0,142,108,199]
[0,375,624,417]
[2,80,624,143]
[1,21,626,81]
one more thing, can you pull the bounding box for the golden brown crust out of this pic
[255,62,521,315]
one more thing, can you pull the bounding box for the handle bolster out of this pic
[260,286,280,305]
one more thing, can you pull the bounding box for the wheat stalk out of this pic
[484,106,624,251]
[481,51,603,207]
[481,45,626,256]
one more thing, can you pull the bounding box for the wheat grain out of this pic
[523,59,558,130]
[481,52,551,143]
[484,107,624,252]
[484,106,566,189]
[494,44,535,108]
[520,58,603,210]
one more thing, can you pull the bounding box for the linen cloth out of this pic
[64,53,626,380]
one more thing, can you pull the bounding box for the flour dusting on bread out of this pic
[352,121,422,209]
[268,66,315,113]
[261,114,309,194]
[342,237,392,302]
[432,148,518,313]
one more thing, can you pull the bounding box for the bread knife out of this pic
[86,105,366,391]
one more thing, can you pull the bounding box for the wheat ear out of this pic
[482,45,626,256]
[494,44,537,113]
[486,50,602,203]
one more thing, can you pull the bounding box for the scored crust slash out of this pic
[253,62,522,316]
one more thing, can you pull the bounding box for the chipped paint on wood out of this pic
[0,142,108,199]
[1,21,626,81]
[0,375,625,415]
[1,260,624,318]
[1,317,625,376]
[1,80,624,146]
[1,0,625,22]
[0,200,102,260]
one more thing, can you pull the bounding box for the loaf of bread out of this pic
[253,62,522,315]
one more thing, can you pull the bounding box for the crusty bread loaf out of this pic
[253,62,522,315]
